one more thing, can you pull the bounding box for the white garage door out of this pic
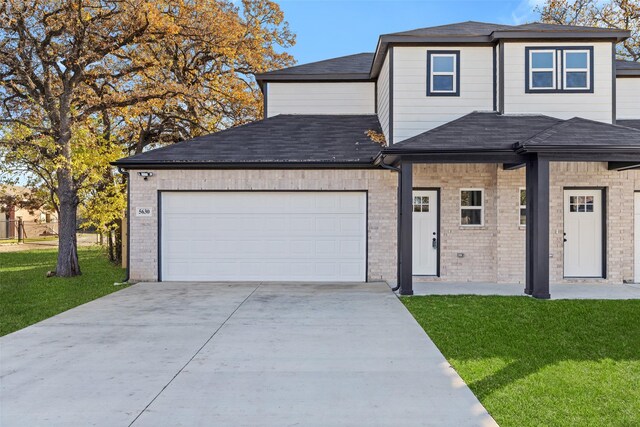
[160,191,367,282]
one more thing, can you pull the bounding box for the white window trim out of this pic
[563,49,590,90]
[529,49,557,90]
[519,187,527,227]
[430,53,457,93]
[460,188,484,227]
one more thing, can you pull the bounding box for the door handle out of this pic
[432,237,438,249]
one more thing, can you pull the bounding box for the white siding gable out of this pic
[266,82,375,117]
[502,41,613,123]
[392,46,494,143]
[616,77,640,120]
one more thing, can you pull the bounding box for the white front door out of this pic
[563,189,603,278]
[635,193,640,283]
[413,190,438,275]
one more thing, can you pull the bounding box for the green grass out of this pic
[0,247,127,336]
[403,296,640,427]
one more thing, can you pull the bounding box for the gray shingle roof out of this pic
[255,53,373,81]
[616,60,640,70]
[618,120,640,130]
[384,112,562,153]
[517,117,640,151]
[113,115,384,167]
[616,59,640,76]
[114,113,640,169]
[513,22,625,33]
[385,21,515,37]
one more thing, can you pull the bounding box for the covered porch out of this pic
[404,281,640,300]
[378,112,640,299]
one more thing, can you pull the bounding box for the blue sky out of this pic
[277,0,545,64]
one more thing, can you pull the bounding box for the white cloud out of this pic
[511,0,544,25]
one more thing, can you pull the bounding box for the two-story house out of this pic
[114,21,640,298]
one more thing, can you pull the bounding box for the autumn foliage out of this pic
[537,0,640,61]
[0,0,295,276]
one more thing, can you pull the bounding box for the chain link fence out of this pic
[0,219,58,242]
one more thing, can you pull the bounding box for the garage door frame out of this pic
[157,189,369,282]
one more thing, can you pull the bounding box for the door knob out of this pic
[432,238,438,249]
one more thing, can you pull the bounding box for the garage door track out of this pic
[0,282,496,426]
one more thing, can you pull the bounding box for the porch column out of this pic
[399,161,413,295]
[525,154,551,299]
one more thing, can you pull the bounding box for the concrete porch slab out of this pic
[400,281,640,299]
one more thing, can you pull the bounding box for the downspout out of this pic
[117,167,130,284]
[377,155,402,292]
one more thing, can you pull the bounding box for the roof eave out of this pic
[616,69,640,77]
[490,29,630,42]
[255,73,373,83]
[381,147,515,155]
[515,144,640,154]
[111,160,378,169]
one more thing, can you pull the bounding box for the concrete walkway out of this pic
[0,282,496,427]
[408,281,640,299]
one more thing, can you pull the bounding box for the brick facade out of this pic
[128,169,398,282]
[128,163,639,285]
[415,162,640,284]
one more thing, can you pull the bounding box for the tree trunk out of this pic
[55,106,81,277]
[108,230,115,262]
[56,170,81,277]
[114,219,123,263]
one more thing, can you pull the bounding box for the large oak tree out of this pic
[537,0,639,61]
[0,0,294,276]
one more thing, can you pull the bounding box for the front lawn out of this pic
[403,296,640,427]
[0,247,127,336]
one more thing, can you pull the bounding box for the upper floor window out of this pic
[427,51,460,96]
[529,50,556,89]
[525,47,593,94]
[564,50,590,89]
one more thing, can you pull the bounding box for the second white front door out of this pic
[413,190,439,275]
[563,189,603,278]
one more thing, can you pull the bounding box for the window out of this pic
[569,195,594,213]
[564,50,590,90]
[460,189,484,226]
[427,51,460,96]
[413,196,430,212]
[529,50,556,89]
[519,188,526,226]
[525,47,593,93]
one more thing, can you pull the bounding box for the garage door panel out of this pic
[161,192,366,281]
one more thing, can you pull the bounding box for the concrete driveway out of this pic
[0,282,496,427]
